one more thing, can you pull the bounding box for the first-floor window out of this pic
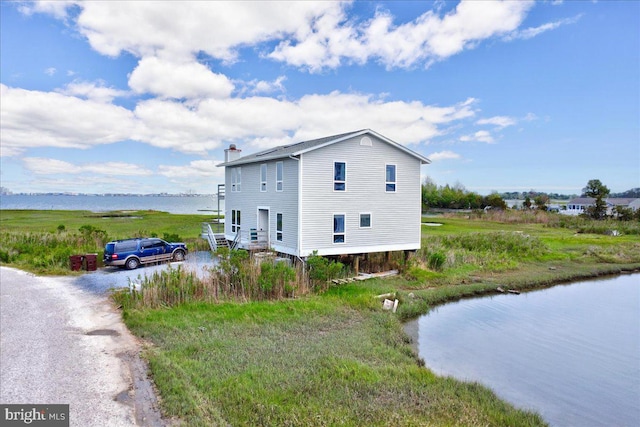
[276,213,283,241]
[333,214,345,243]
[360,213,371,228]
[231,209,241,233]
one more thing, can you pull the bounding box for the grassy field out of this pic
[2,209,639,426]
[0,209,212,274]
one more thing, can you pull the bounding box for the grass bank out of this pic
[125,297,545,426]
[2,209,639,425]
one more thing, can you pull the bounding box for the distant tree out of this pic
[523,196,532,210]
[534,194,549,211]
[610,188,640,198]
[483,193,507,210]
[421,178,485,210]
[421,177,440,210]
[612,206,634,221]
[582,179,610,220]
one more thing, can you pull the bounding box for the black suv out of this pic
[103,238,188,270]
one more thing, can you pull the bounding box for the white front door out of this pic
[258,208,269,245]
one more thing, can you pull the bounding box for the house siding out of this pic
[299,135,422,256]
[225,158,299,254]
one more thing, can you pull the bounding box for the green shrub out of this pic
[163,232,182,242]
[427,251,446,271]
[307,252,345,289]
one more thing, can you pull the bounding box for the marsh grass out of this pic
[114,258,308,310]
[416,231,549,274]
[0,228,110,273]
[125,299,546,427]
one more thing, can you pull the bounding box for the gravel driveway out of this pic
[74,251,217,294]
[0,252,216,426]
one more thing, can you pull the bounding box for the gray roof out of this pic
[218,129,431,166]
[568,197,639,206]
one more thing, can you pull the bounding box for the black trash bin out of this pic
[84,253,98,271]
[69,255,84,271]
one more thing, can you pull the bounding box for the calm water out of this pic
[405,274,640,427]
[0,194,224,215]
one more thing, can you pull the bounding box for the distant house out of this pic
[217,129,430,258]
[563,197,640,216]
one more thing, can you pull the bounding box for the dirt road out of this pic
[0,266,164,426]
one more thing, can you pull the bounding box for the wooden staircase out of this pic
[202,222,229,251]
[214,234,229,249]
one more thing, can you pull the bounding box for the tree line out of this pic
[421,178,507,210]
[422,178,640,221]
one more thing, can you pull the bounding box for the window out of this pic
[276,213,283,241]
[231,167,241,192]
[231,210,241,233]
[360,136,372,146]
[276,161,283,192]
[260,164,267,192]
[386,164,396,192]
[360,213,371,228]
[333,214,345,243]
[334,162,346,191]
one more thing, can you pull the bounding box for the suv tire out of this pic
[125,257,140,270]
[173,250,186,262]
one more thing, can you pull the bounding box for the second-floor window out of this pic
[334,162,346,191]
[260,164,267,192]
[386,164,396,192]
[231,167,241,192]
[276,161,283,192]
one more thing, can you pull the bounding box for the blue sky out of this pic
[1,0,638,195]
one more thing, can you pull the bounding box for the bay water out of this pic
[405,274,640,426]
[0,194,224,215]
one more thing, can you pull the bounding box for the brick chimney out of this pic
[224,144,242,163]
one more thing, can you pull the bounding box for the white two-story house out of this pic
[217,129,430,258]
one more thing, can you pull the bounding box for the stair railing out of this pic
[202,222,217,251]
[230,232,241,250]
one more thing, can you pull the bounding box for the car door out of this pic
[153,239,171,262]
[138,239,158,264]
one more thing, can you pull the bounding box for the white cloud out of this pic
[69,1,342,61]
[504,14,582,41]
[22,157,153,176]
[428,150,461,161]
[240,76,287,96]
[476,116,516,128]
[1,82,478,158]
[133,92,477,153]
[57,80,128,103]
[270,0,535,71]
[25,1,537,71]
[44,67,56,76]
[128,57,235,99]
[18,0,76,19]
[159,160,223,178]
[0,84,137,157]
[460,130,494,143]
